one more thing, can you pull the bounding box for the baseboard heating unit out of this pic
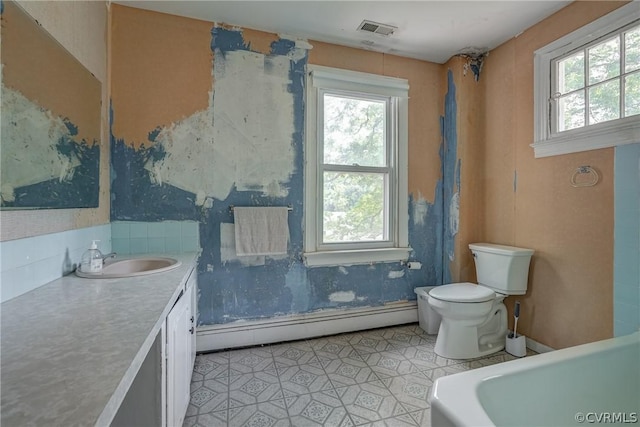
[196,301,418,352]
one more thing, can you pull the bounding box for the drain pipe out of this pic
[478,304,508,346]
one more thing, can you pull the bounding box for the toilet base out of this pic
[434,329,504,359]
[433,305,507,359]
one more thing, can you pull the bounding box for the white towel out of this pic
[234,207,289,256]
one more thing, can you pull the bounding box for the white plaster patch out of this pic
[329,291,356,303]
[147,46,303,203]
[0,83,80,202]
[412,193,429,226]
[448,192,460,261]
[388,270,405,279]
[338,266,349,275]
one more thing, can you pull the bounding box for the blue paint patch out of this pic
[109,102,200,221]
[211,27,249,55]
[6,141,100,209]
[2,116,100,209]
[441,69,459,283]
[62,117,78,136]
[148,126,162,142]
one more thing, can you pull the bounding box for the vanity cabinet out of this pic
[166,267,197,427]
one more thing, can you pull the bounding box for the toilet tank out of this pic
[469,243,534,295]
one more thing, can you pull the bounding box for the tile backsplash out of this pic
[111,221,200,255]
[0,221,201,304]
[0,224,112,303]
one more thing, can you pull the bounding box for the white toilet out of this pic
[427,243,534,359]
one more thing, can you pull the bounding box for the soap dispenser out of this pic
[80,240,103,273]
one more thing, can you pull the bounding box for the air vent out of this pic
[357,20,397,37]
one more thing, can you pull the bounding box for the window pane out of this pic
[323,171,386,243]
[625,71,640,117]
[558,51,584,94]
[625,26,640,73]
[558,91,585,131]
[323,94,385,167]
[589,37,620,84]
[588,79,620,124]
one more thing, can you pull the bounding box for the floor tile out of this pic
[420,364,470,382]
[312,338,360,360]
[361,414,418,426]
[384,373,433,412]
[272,341,320,368]
[324,356,379,387]
[337,380,407,425]
[279,363,333,394]
[229,347,275,374]
[229,371,283,406]
[227,401,291,427]
[188,323,536,427]
[286,391,352,427]
[361,351,417,378]
[407,408,431,426]
[192,409,228,427]
[395,345,452,371]
[348,335,394,354]
[192,379,230,413]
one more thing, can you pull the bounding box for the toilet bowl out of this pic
[425,243,534,359]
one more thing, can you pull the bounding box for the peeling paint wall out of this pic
[110,5,446,326]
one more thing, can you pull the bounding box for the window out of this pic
[532,3,640,158]
[304,65,410,267]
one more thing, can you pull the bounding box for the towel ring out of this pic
[570,166,599,188]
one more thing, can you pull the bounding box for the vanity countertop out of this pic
[0,252,199,427]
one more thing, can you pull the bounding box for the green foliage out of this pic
[322,94,387,243]
[557,26,640,131]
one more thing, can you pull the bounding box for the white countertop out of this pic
[0,252,199,427]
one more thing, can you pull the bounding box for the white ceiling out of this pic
[113,1,571,63]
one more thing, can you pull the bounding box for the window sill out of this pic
[531,119,640,158]
[303,247,411,267]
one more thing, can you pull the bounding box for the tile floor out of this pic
[184,323,526,427]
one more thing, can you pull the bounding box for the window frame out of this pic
[532,3,640,158]
[304,65,410,267]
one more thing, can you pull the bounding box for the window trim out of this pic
[304,65,410,267]
[532,2,640,158]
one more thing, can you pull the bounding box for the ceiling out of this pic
[113,1,572,63]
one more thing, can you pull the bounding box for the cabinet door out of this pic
[186,270,197,370]
[166,292,191,427]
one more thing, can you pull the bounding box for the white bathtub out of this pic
[430,332,640,426]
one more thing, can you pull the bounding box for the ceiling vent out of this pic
[357,20,397,37]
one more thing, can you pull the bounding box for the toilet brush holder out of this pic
[505,332,527,357]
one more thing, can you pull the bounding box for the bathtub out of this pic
[430,332,639,426]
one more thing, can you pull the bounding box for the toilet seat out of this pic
[429,282,495,303]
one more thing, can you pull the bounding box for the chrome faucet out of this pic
[102,252,117,263]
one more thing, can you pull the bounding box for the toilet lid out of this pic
[428,282,495,303]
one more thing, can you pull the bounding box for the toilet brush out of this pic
[512,301,521,338]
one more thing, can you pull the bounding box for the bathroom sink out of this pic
[75,257,182,279]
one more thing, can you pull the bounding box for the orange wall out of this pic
[481,1,626,349]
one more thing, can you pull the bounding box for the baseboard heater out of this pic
[196,301,418,352]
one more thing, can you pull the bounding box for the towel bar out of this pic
[229,205,293,212]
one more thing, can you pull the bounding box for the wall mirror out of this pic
[1,0,101,209]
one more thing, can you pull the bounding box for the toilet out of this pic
[427,243,534,359]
